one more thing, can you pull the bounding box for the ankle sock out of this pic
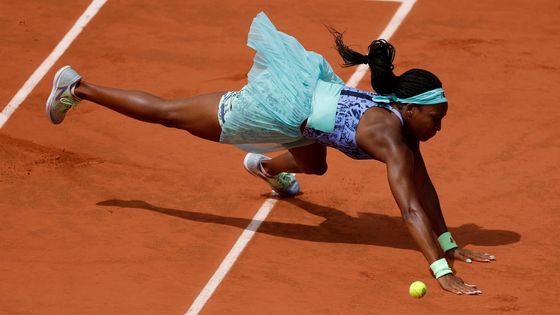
[258,161,274,178]
[69,81,82,101]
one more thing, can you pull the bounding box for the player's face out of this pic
[406,103,448,142]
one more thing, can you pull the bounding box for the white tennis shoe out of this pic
[243,153,300,197]
[46,65,82,124]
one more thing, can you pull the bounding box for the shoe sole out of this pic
[46,65,71,124]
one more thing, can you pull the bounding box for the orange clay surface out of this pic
[1,0,559,314]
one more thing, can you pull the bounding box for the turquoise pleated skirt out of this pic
[218,12,344,153]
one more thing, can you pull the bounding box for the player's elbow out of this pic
[400,207,421,223]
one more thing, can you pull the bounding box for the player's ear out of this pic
[404,103,415,119]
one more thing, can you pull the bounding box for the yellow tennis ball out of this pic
[409,281,427,299]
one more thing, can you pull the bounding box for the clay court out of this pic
[1,0,559,314]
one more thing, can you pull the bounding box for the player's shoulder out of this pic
[359,107,404,141]
[357,107,406,160]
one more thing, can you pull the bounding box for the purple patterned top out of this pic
[302,86,404,160]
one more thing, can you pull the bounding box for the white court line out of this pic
[185,1,416,314]
[0,0,108,129]
[185,198,277,315]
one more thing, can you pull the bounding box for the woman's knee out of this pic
[289,143,328,175]
[301,162,328,175]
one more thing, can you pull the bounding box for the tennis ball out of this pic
[409,281,427,299]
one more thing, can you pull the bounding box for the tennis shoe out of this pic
[243,153,300,197]
[46,65,82,124]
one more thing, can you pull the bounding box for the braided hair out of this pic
[329,28,442,98]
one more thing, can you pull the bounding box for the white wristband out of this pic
[430,258,453,279]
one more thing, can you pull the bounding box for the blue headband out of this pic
[372,88,447,105]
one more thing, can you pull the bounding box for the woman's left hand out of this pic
[446,248,496,263]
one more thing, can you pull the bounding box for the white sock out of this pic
[70,81,82,101]
[258,160,275,178]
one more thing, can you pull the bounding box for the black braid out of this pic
[367,39,398,95]
[327,27,368,67]
[329,28,442,97]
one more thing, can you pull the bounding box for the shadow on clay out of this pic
[96,198,521,251]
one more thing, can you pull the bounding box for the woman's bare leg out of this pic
[75,81,224,142]
[74,81,328,176]
[261,142,328,176]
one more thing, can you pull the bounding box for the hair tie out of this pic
[362,55,369,65]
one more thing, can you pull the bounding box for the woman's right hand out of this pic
[437,274,482,295]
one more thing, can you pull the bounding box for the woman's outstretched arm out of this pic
[408,141,447,234]
[410,142,496,263]
[359,118,481,295]
[384,138,481,295]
